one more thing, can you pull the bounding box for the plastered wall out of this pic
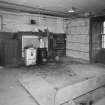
[65,18,90,61]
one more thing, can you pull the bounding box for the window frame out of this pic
[101,21,105,49]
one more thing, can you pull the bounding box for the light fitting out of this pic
[68,0,75,13]
[68,8,75,13]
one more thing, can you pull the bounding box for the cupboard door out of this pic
[53,34,66,57]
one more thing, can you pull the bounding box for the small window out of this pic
[102,35,105,48]
[102,22,105,48]
[103,22,105,34]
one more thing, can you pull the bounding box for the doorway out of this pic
[90,16,105,64]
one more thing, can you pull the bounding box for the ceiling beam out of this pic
[0,1,69,17]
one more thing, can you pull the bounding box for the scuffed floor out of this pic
[0,68,37,105]
[0,57,105,105]
[19,61,105,89]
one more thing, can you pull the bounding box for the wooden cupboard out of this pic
[48,33,66,59]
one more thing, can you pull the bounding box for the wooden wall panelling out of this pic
[2,12,65,33]
[2,39,20,67]
[66,18,90,61]
[66,49,89,60]
[56,17,65,33]
[0,32,16,66]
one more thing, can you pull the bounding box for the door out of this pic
[90,18,102,62]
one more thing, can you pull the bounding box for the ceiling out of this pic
[0,0,105,17]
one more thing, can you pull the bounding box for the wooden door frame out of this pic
[0,15,3,31]
[89,17,104,63]
[89,18,92,63]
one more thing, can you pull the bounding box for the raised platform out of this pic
[19,63,105,105]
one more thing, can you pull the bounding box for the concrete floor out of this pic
[93,97,105,105]
[0,57,105,105]
[0,67,38,105]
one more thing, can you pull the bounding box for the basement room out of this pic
[0,0,105,105]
